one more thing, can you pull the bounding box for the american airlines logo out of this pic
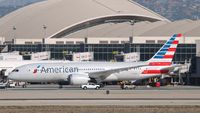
[33,65,41,74]
[33,65,78,74]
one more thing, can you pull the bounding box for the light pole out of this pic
[130,20,135,40]
[12,26,16,44]
[42,25,49,52]
[43,25,47,39]
[86,22,90,38]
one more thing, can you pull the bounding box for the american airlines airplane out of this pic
[8,34,182,85]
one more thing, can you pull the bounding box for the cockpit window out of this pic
[12,69,19,72]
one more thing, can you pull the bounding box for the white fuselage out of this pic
[8,61,157,82]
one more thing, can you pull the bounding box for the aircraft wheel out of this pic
[83,86,87,90]
[95,86,100,90]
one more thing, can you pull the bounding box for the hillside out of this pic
[134,0,200,21]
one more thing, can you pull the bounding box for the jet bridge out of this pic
[170,61,191,85]
[0,69,7,83]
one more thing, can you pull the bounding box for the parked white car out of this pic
[120,84,136,90]
[81,83,100,90]
[8,83,16,88]
[0,83,7,89]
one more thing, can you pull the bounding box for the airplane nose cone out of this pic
[8,73,16,80]
[8,74,13,79]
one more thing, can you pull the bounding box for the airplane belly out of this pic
[103,70,140,82]
[115,71,140,81]
[15,73,67,82]
[34,73,66,82]
[103,74,118,81]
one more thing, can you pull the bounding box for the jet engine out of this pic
[68,74,90,85]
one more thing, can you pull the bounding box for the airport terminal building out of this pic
[0,0,200,84]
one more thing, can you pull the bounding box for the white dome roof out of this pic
[0,0,168,40]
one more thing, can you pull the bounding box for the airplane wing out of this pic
[88,65,147,80]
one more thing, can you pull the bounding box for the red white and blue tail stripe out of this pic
[142,34,182,75]
[147,34,182,67]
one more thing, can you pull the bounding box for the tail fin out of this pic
[147,34,182,66]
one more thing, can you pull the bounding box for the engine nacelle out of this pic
[68,74,90,85]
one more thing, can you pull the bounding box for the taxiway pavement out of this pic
[0,85,200,106]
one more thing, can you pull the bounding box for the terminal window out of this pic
[25,42,33,45]
[146,40,155,44]
[157,40,167,44]
[99,41,108,44]
[110,41,119,44]
[56,41,64,44]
